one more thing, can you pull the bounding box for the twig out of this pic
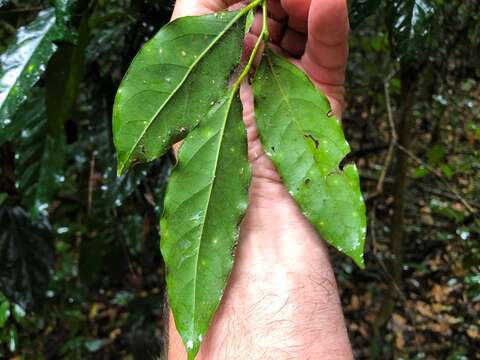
[88,152,95,214]
[370,206,421,349]
[114,208,137,278]
[397,144,479,221]
[402,343,452,353]
[375,70,398,195]
[363,171,480,211]
[0,7,43,13]
[370,208,405,301]
[367,70,398,201]
[367,70,478,223]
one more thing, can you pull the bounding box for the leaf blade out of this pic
[253,50,366,267]
[160,90,250,358]
[388,0,435,63]
[0,206,54,309]
[113,10,248,174]
[14,91,66,218]
[46,16,89,133]
[0,8,66,142]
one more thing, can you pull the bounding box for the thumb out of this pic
[171,0,246,19]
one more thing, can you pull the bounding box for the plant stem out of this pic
[262,0,269,41]
[232,0,268,92]
[242,0,263,17]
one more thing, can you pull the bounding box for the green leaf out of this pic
[0,205,54,309]
[0,300,10,328]
[113,10,248,175]
[253,50,366,267]
[245,8,255,34]
[349,0,382,30]
[84,339,105,352]
[46,17,89,133]
[160,90,250,359]
[412,166,428,178]
[0,193,7,206]
[0,8,68,143]
[427,143,445,165]
[14,91,66,218]
[8,327,17,352]
[440,164,454,179]
[54,0,77,22]
[388,0,435,63]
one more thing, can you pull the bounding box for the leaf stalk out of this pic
[232,0,269,92]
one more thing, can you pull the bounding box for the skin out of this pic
[168,0,353,358]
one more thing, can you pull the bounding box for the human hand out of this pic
[168,0,353,358]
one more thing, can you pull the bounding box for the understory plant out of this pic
[112,0,366,358]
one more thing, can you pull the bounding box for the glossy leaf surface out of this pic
[388,0,435,63]
[253,50,366,267]
[14,91,66,218]
[45,17,89,133]
[160,91,250,359]
[0,206,54,308]
[0,9,66,143]
[113,10,247,175]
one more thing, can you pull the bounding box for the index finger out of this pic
[171,0,246,19]
[302,0,349,86]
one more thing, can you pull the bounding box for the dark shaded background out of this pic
[0,0,479,359]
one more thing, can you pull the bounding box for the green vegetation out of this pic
[0,0,479,359]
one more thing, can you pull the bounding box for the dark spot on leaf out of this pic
[304,178,311,185]
[304,134,319,148]
[271,146,275,152]
[230,241,238,258]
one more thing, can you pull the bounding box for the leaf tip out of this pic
[355,254,366,270]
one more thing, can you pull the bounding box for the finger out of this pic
[244,32,289,67]
[287,17,308,34]
[240,81,281,182]
[267,0,287,21]
[171,0,246,19]
[279,0,311,23]
[250,12,285,45]
[280,28,306,58]
[301,0,349,86]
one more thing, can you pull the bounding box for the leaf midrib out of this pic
[120,11,246,173]
[265,53,321,169]
[190,90,237,336]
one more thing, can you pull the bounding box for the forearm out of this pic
[167,187,353,359]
